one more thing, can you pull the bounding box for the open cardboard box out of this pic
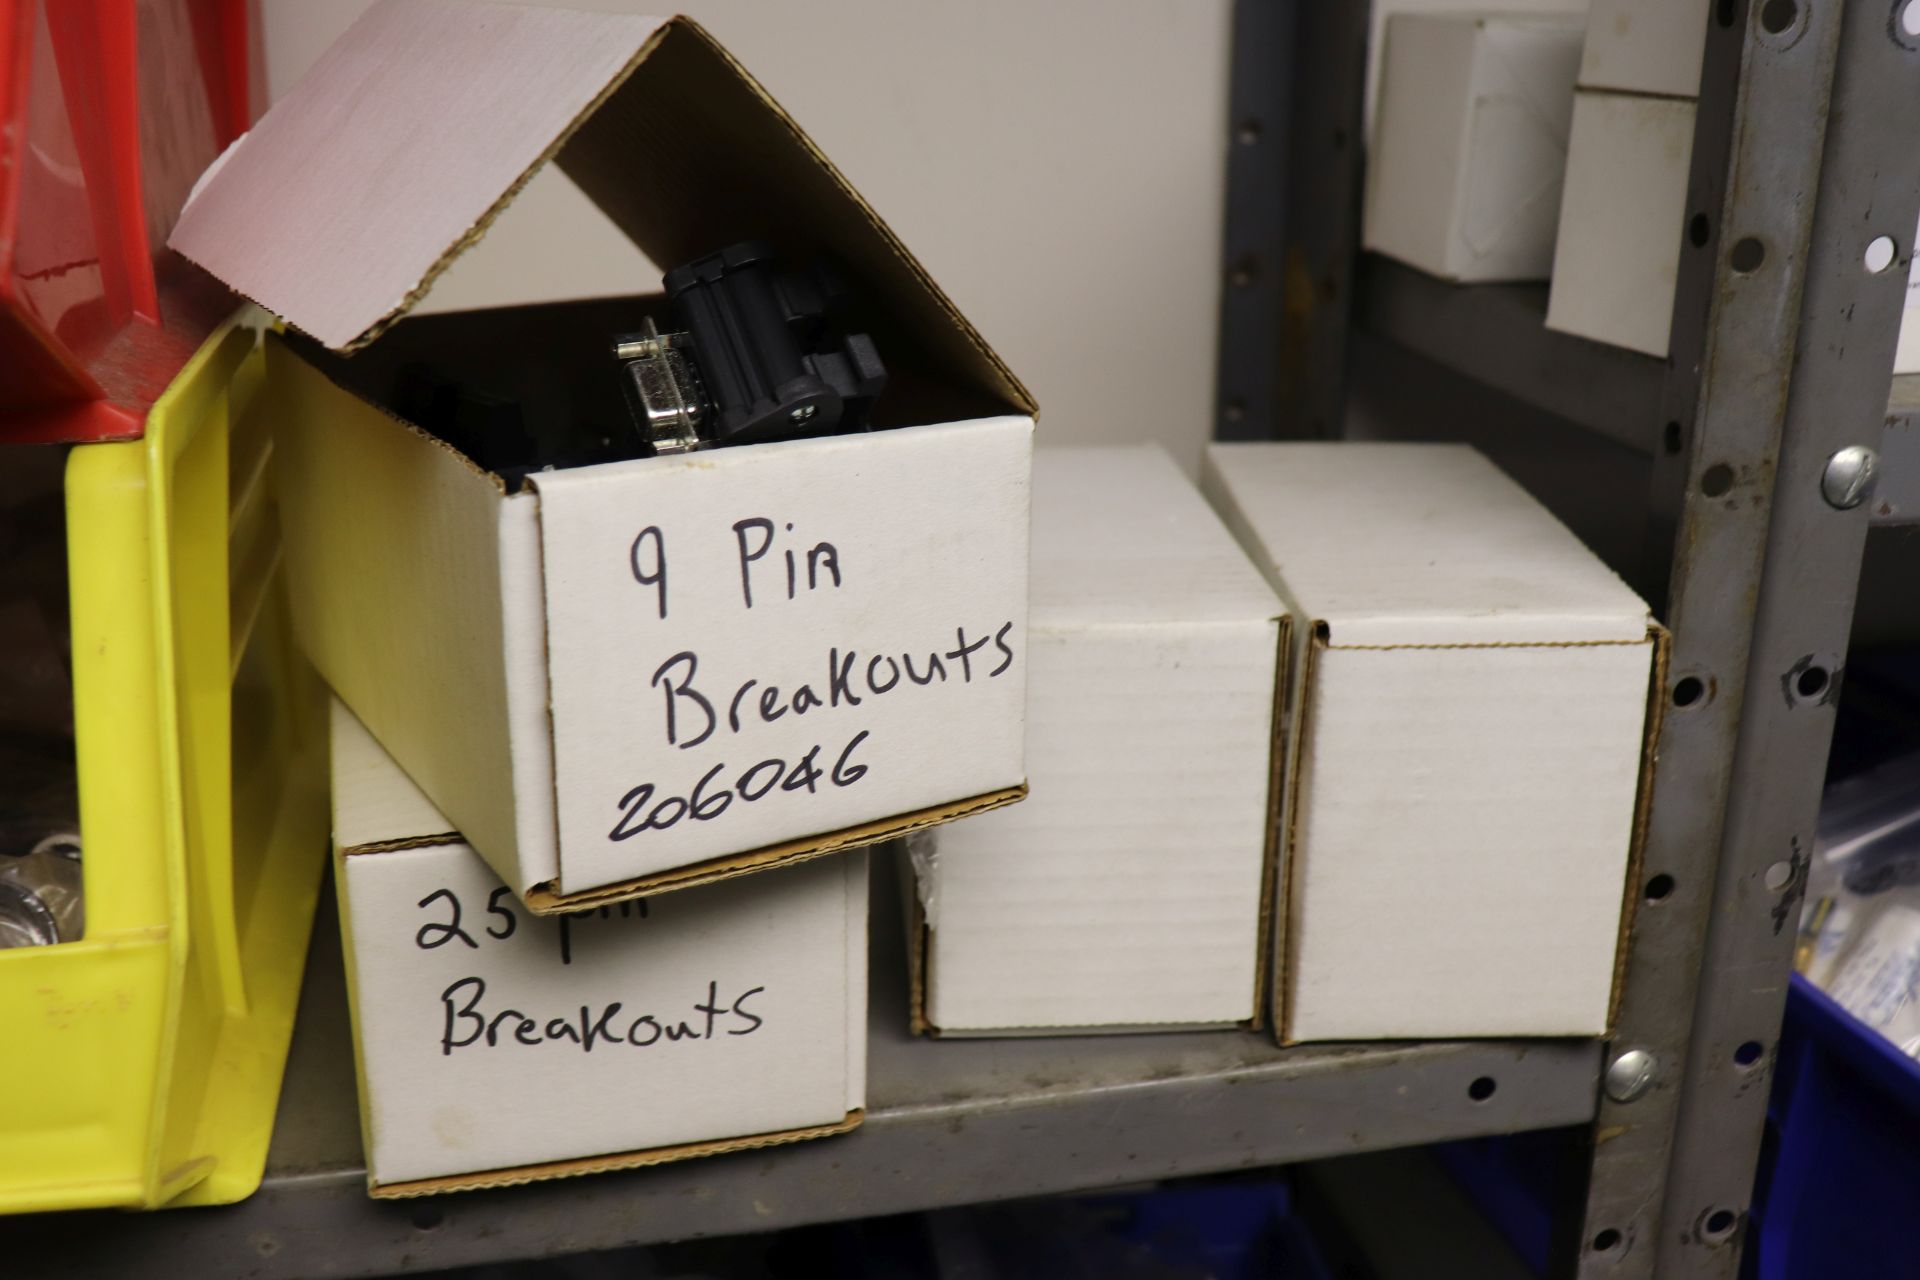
[169,1,1038,910]
[329,700,866,1196]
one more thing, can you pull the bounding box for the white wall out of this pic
[261,0,1233,470]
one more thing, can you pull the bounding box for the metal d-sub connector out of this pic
[614,318,705,454]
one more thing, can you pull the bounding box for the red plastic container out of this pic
[0,0,255,443]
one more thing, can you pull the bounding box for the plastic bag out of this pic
[1799,752,1920,1057]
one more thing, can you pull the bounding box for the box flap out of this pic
[1206,442,1649,647]
[329,698,458,851]
[1031,446,1284,630]
[169,0,1033,417]
[172,0,665,352]
[1605,622,1672,1030]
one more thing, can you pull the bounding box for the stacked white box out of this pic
[1365,14,1586,283]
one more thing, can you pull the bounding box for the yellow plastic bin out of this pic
[0,316,329,1212]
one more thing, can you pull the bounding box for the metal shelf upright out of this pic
[1228,1,1920,1275]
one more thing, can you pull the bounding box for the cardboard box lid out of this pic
[169,0,1032,416]
[330,698,457,852]
[1207,442,1649,647]
[1031,446,1283,630]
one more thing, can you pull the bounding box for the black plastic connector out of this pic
[617,241,886,453]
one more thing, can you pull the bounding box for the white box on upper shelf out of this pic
[1203,443,1663,1044]
[909,446,1287,1035]
[1576,0,1709,98]
[1362,0,1588,140]
[1545,89,1695,357]
[329,700,868,1196]
[1364,12,1585,282]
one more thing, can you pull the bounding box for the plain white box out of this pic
[171,1,1037,909]
[330,701,867,1195]
[1365,13,1584,282]
[1202,443,1658,1043]
[912,447,1285,1034]
[1363,0,1587,140]
[1545,90,1695,357]
[1577,0,1708,98]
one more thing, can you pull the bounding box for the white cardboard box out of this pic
[1545,89,1695,357]
[909,447,1285,1034]
[1364,13,1585,283]
[330,700,867,1196]
[169,1,1038,910]
[1202,443,1661,1043]
[1577,0,1708,98]
[1363,0,1587,141]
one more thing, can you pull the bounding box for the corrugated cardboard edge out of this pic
[905,847,932,1036]
[927,1019,1243,1039]
[1603,621,1672,1034]
[523,783,1026,915]
[1272,624,1324,1047]
[908,620,1287,1039]
[367,1108,864,1199]
[1246,614,1293,1034]
[341,833,464,857]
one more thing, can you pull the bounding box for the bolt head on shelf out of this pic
[1605,1049,1657,1103]
[1821,445,1879,509]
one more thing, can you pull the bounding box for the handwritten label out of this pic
[532,420,1033,892]
[437,977,764,1056]
[340,843,862,1185]
[407,884,766,1056]
[413,886,647,964]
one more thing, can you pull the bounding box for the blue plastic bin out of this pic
[1747,973,1920,1279]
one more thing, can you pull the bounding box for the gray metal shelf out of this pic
[1356,260,1920,533]
[0,885,1600,1280]
[1248,2,1920,1276]
[1354,254,1664,454]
